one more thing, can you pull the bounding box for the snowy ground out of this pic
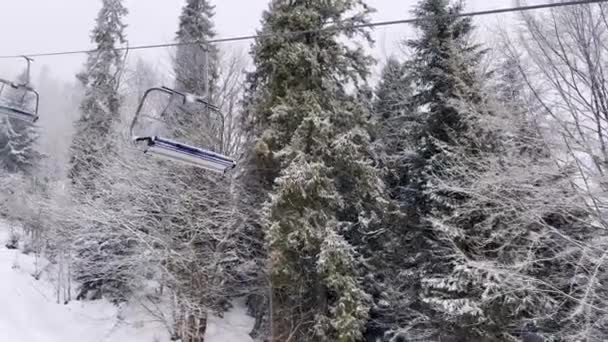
[0,221,254,342]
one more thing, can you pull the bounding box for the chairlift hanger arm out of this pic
[130,87,170,138]
[19,56,33,87]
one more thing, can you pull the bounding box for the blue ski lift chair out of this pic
[0,56,39,123]
[130,86,236,174]
[0,82,40,123]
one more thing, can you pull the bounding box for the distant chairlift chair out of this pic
[130,86,236,174]
[0,56,40,123]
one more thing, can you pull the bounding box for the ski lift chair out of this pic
[130,86,236,174]
[0,56,39,123]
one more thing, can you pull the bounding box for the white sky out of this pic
[0,0,516,82]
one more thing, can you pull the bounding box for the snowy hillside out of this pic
[0,222,255,342]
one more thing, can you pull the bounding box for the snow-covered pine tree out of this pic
[373,57,417,206]
[174,0,218,99]
[373,0,493,340]
[241,0,385,340]
[407,0,483,156]
[68,0,127,194]
[67,0,131,303]
[463,52,605,342]
[173,0,223,152]
[365,58,432,340]
[374,58,411,121]
[0,70,42,175]
[383,2,599,340]
[168,2,236,341]
[419,54,604,340]
[494,55,545,158]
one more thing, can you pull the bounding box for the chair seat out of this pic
[0,105,38,123]
[135,136,236,173]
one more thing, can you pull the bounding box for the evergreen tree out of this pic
[167,2,235,341]
[494,55,544,158]
[0,117,40,174]
[174,0,219,99]
[407,2,487,336]
[67,0,130,303]
[365,58,430,341]
[241,0,384,340]
[375,2,597,341]
[68,0,127,194]
[373,57,417,206]
[418,62,599,341]
[407,0,483,157]
[373,0,491,340]
[374,58,412,122]
[0,72,42,174]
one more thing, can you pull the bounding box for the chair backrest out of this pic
[131,86,224,153]
[0,78,39,122]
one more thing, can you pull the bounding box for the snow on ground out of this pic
[0,221,255,342]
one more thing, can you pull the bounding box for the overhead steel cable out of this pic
[0,0,605,59]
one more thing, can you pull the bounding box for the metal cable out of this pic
[0,0,605,59]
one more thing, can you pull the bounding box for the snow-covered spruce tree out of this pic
[173,0,223,152]
[373,57,418,209]
[0,72,42,175]
[380,2,600,340]
[494,55,544,158]
[174,0,219,99]
[241,0,385,340]
[68,0,131,303]
[422,63,604,341]
[68,0,127,194]
[168,2,238,341]
[373,0,494,340]
[472,52,608,341]
[366,58,432,340]
[407,0,484,160]
[0,117,41,175]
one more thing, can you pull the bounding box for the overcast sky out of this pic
[0,0,516,82]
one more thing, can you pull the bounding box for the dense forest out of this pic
[1,0,608,341]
